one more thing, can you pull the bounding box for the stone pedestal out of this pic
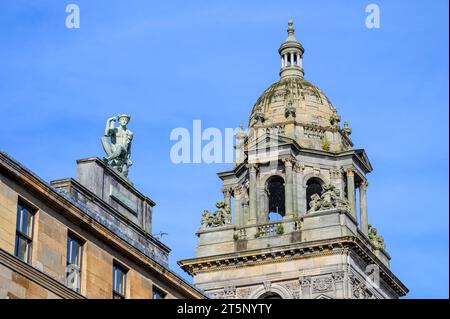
[76,157,154,232]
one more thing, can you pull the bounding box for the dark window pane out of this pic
[66,234,83,292]
[15,201,34,264]
[113,264,126,298]
[267,176,285,218]
[14,235,30,262]
[152,287,166,299]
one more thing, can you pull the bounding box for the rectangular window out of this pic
[152,286,167,299]
[112,263,127,299]
[14,201,35,263]
[66,233,83,293]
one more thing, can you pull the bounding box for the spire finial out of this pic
[287,20,294,35]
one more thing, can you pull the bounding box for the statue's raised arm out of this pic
[101,114,133,180]
[104,116,117,136]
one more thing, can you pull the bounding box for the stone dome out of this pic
[248,76,337,128]
[245,20,352,153]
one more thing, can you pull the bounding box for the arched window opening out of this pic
[266,176,285,221]
[306,178,323,209]
[259,292,283,299]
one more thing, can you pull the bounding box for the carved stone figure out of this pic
[368,224,385,249]
[201,210,211,228]
[101,114,133,179]
[201,201,231,228]
[308,193,322,212]
[319,185,335,209]
[285,100,296,118]
[307,184,350,213]
[334,188,350,208]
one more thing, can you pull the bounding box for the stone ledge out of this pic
[0,248,85,299]
[178,235,408,296]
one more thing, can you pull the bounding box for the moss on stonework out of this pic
[276,224,284,235]
[321,136,330,151]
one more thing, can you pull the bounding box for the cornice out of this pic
[178,236,408,296]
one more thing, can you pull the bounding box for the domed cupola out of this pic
[279,20,305,79]
[247,20,353,153]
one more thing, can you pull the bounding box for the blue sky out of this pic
[0,0,448,298]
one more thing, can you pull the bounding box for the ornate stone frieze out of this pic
[236,287,254,299]
[304,125,325,139]
[223,286,237,299]
[330,168,342,179]
[299,276,312,287]
[312,276,333,293]
[282,281,301,299]
[331,271,345,282]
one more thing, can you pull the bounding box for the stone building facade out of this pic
[178,21,408,299]
[0,151,205,299]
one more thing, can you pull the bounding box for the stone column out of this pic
[283,158,294,218]
[233,186,242,227]
[346,169,357,221]
[222,186,231,214]
[293,165,298,215]
[284,54,287,67]
[247,164,258,224]
[281,56,284,68]
[359,181,369,235]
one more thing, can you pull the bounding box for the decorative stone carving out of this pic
[285,99,296,118]
[101,114,133,179]
[330,168,341,179]
[236,287,253,299]
[263,281,272,292]
[294,162,305,173]
[307,184,350,213]
[282,281,301,299]
[368,224,385,249]
[331,271,345,282]
[342,120,352,136]
[254,106,265,123]
[299,276,311,287]
[201,201,231,228]
[209,290,225,299]
[312,276,333,293]
[330,108,341,127]
[223,286,236,299]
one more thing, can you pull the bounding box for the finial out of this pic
[287,20,294,34]
[343,121,352,136]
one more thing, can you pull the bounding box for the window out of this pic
[66,233,83,293]
[112,263,127,299]
[266,176,285,221]
[14,200,35,263]
[152,286,166,299]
